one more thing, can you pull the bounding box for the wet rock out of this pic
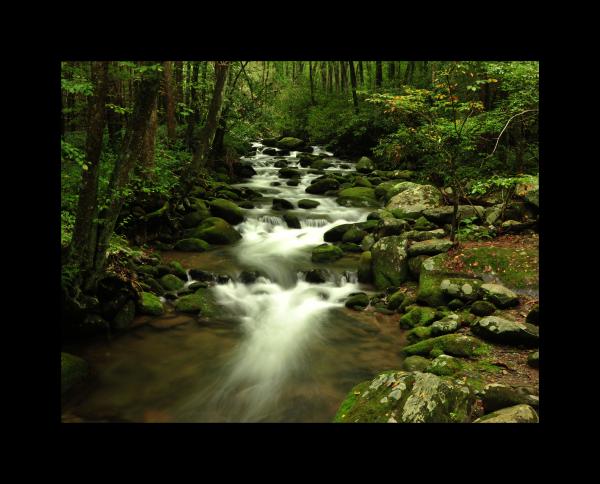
[470,300,497,316]
[263,147,278,155]
[324,223,354,242]
[168,261,187,280]
[402,334,488,358]
[355,156,375,173]
[283,213,301,228]
[371,236,409,289]
[239,270,261,284]
[357,251,373,284]
[112,299,136,331]
[61,352,89,395]
[481,383,539,412]
[375,218,410,238]
[208,199,245,225]
[422,205,485,225]
[480,283,519,308]
[342,227,367,243]
[353,176,372,188]
[399,306,438,329]
[187,217,242,244]
[174,288,220,318]
[334,371,476,423]
[272,198,294,210]
[160,274,185,292]
[278,167,301,179]
[286,179,300,187]
[471,316,539,347]
[345,293,369,310]
[274,160,288,168]
[189,269,216,282]
[386,289,405,310]
[305,269,329,284]
[340,242,362,252]
[336,187,379,207]
[138,292,164,316]
[311,159,333,170]
[311,243,344,263]
[406,326,433,344]
[174,238,210,252]
[402,355,430,372]
[298,199,320,209]
[238,201,255,209]
[407,238,454,257]
[305,178,340,194]
[447,298,464,310]
[232,162,257,179]
[277,136,306,150]
[473,404,538,423]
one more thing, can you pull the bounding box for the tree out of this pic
[162,61,177,143]
[348,60,359,114]
[185,61,200,150]
[375,61,383,88]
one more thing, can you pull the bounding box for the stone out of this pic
[480,283,519,308]
[422,205,485,225]
[168,261,187,280]
[375,180,420,202]
[342,227,368,244]
[406,326,433,344]
[187,217,242,245]
[357,251,373,284]
[208,198,245,225]
[481,383,539,412]
[526,304,539,326]
[473,404,538,423]
[402,355,430,372]
[61,352,89,395]
[174,238,210,252]
[386,184,443,217]
[430,314,460,336]
[355,156,375,173]
[160,274,185,292]
[527,351,539,368]
[470,300,496,316]
[386,290,405,310]
[311,243,344,263]
[272,198,294,210]
[345,293,369,310]
[440,277,483,302]
[471,316,539,347]
[305,269,329,284]
[324,223,354,242]
[407,255,430,279]
[413,216,437,231]
[336,187,379,208]
[402,334,488,358]
[174,288,220,318]
[298,199,320,209]
[371,236,409,289]
[138,292,164,316]
[278,167,301,179]
[447,298,464,310]
[399,306,438,329]
[427,354,463,376]
[305,178,340,194]
[400,229,446,242]
[277,136,306,150]
[407,239,454,256]
[361,234,375,251]
[375,218,410,238]
[283,213,301,229]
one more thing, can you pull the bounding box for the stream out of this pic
[62,142,406,423]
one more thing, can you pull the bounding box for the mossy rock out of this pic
[375,180,419,201]
[527,351,539,368]
[470,300,496,316]
[188,217,242,245]
[355,156,375,173]
[473,404,539,423]
[426,354,463,376]
[174,238,210,252]
[358,251,373,284]
[399,306,438,329]
[371,236,409,290]
[407,255,430,279]
[402,334,489,358]
[447,298,465,310]
[406,326,433,344]
[61,352,89,396]
[138,291,164,315]
[136,264,159,277]
[340,242,362,253]
[526,304,539,326]
[480,283,519,308]
[407,239,454,257]
[112,299,136,331]
[345,293,369,310]
[283,213,301,229]
[208,198,245,225]
[311,159,333,170]
[277,136,306,150]
[334,370,476,423]
[272,198,295,210]
[342,227,368,244]
[298,199,320,209]
[386,184,443,216]
[375,218,411,238]
[145,277,165,296]
[160,274,185,292]
[413,216,437,231]
[336,187,379,208]
[429,314,460,336]
[440,277,483,302]
[361,234,375,251]
[305,177,340,194]
[481,383,539,412]
[471,316,538,347]
[324,223,354,242]
[278,167,301,179]
[311,243,344,263]
[386,289,405,310]
[402,355,430,372]
[353,176,373,188]
[174,288,220,318]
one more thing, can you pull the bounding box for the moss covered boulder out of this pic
[305,177,340,194]
[402,334,489,358]
[160,274,185,292]
[174,288,220,318]
[375,218,411,238]
[470,300,497,316]
[480,283,519,308]
[407,238,454,257]
[471,316,538,347]
[61,352,89,395]
[182,198,211,228]
[407,255,429,279]
[277,136,306,150]
[430,314,460,336]
[413,216,438,231]
[474,404,539,423]
[427,354,463,376]
[336,187,379,207]
[174,238,210,252]
[402,355,430,372]
[371,236,409,289]
[311,243,344,263]
[375,180,420,202]
[342,227,367,244]
[298,199,320,209]
[138,292,164,315]
[440,277,483,302]
[406,326,433,344]
[355,156,375,173]
[208,198,244,225]
[323,223,354,242]
[422,205,485,225]
[386,289,405,310]
[345,293,369,310]
[399,306,438,329]
[386,184,443,217]
[188,217,242,245]
[334,370,477,423]
[357,251,373,283]
[481,383,539,413]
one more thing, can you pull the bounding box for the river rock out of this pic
[160,274,184,292]
[306,177,340,194]
[342,227,367,243]
[526,304,539,326]
[336,187,379,207]
[473,404,539,423]
[278,167,301,179]
[305,269,329,283]
[311,159,333,170]
[277,137,306,150]
[61,352,89,395]
[386,289,405,310]
[355,156,375,173]
[174,288,220,317]
[402,334,488,358]
[400,229,446,242]
[440,277,483,302]
[406,326,433,344]
[470,300,496,316]
[408,255,429,279]
[187,217,242,244]
[334,371,476,423]
[345,293,369,310]
[371,236,409,289]
[402,355,430,372]
[283,213,301,228]
[272,198,294,210]
[263,147,278,156]
[481,383,539,412]
[273,160,288,168]
[471,316,539,346]
[375,180,419,202]
[174,238,210,252]
[407,238,454,256]
[324,223,354,242]
[430,314,460,336]
[480,283,519,308]
[427,354,463,376]
[357,251,373,283]
[375,218,410,238]
[413,216,438,231]
[422,205,485,225]
[399,306,438,329]
[168,261,187,280]
[298,199,320,209]
[386,184,443,217]
[353,176,372,188]
[232,161,257,179]
[311,243,344,263]
[138,292,164,316]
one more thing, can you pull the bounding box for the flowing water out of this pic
[62,143,406,423]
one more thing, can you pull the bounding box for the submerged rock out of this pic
[298,199,320,209]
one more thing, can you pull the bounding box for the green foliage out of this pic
[470,174,538,196]
[61,210,76,247]
[457,216,493,241]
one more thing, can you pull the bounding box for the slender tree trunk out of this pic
[320,61,326,90]
[68,61,109,283]
[366,61,372,88]
[106,61,124,152]
[162,61,177,143]
[309,61,315,104]
[334,62,340,92]
[340,61,347,92]
[139,99,158,172]
[192,61,230,171]
[327,62,333,93]
[375,61,383,88]
[186,62,200,150]
[88,64,161,290]
[184,61,191,106]
[174,61,183,122]
[404,61,415,84]
[358,61,364,86]
[349,60,359,114]
[388,61,395,86]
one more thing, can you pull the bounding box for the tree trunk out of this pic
[375,61,383,88]
[139,99,158,172]
[321,61,327,90]
[106,62,124,152]
[309,61,315,104]
[192,61,230,171]
[68,61,109,283]
[162,61,177,143]
[334,61,340,92]
[185,61,200,150]
[388,61,395,85]
[404,61,415,84]
[88,63,161,290]
[327,62,333,93]
[175,61,183,110]
[340,61,347,92]
[348,60,359,114]
[358,61,364,86]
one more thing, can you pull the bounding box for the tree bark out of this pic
[106,61,124,152]
[139,99,158,172]
[348,60,359,114]
[309,61,315,104]
[185,61,200,150]
[388,61,395,85]
[358,61,364,86]
[375,61,383,88]
[162,61,177,143]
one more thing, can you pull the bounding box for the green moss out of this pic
[188,217,242,245]
[399,306,437,329]
[402,334,489,358]
[312,243,344,263]
[336,187,379,208]
[174,288,220,317]
[461,247,538,290]
[333,381,371,422]
[160,273,185,291]
[387,289,405,310]
[61,352,89,395]
[138,292,164,315]
[406,326,433,344]
[357,251,373,283]
[174,238,210,252]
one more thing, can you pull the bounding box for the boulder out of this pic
[371,236,409,289]
[480,283,519,308]
[187,217,242,245]
[408,255,430,279]
[440,277,483,302]
[277,137,306,150]
[174,238,210,252]
[311,159,333,170]
[353,176,372,188]
[208,199,245,225]
[342,227,367,244]
[386,290,405,310]
[305,178,340,194]
[138,292,164,316]
[324,223,354,242]
[168,260,187,280]
[232,162,257,179]
[427,354,463,376]
[375,218,410,238]
[278,167,301,179]
[355,156,375,173]
[298,199,320,209]
[413,216,438,231]
[526,304,539,326]
[311,244,344,263]
[407,238,454,256]
[402,356,430,372]
[262,147,278,156]
[174,288,220,318]
[160,274,184,292]
[402,334,488,358]
[357,251,373,283]
[473,404,538,423]
[481,383,539,412]
[430,314,460,336]
[470,300,497,316]
[399,306,438,329]
[422,205,485,225]
[334,371,476,423]
[361,234,375,251]
[386,184,443,217]
[283,213,301,229]
[400,229,446,242]
[304,269,329,284]
[272,198,295,210]
[61,352,89,395]
[406,326,433,344]
[345,293,369,310]
[336,187,379,207]
[447,298,464,310]
[471,316,539,347]
[375,180,419,201]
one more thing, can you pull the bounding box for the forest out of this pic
[61,60,539,423]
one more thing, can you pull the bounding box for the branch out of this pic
[488,109,538,157]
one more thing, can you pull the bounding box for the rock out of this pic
[287,179,300,186]
[138,292,164,315]
[189,269,216,282]
[422,205,485,225]
[174,288,220,317]
[238,201,255,210]
[239,270,262,284]
[342,227,367,244]
[399,306,438,329]
[402,355,430,372]
[182,210,210,229]
[406,326,433,344]
[174,238,210,252]
[527,351,539,368]
[278,167,301,179]
[407,255,429,279]
[474,404,539,423]
[305,178,340,194]
[515,176,539,208]
[305,269,329,284]
[187,217,242,245]
[427,354,463,376]
[353,176,372,188]
[356,219,380,233]
[484,205,503,225]
[371,236,409,289]
[324,223,354,242]
[401,229,446,242]
[273,160,288,168]
[413,216,438,231]
[386,184,443,217]
[61,352,89,395]
[272,198,294,211]
[232,162,257,179]
[340,242,362,253]
[277,137,306,150]
[526,304,539,326]
[160,274,185,292]
[386,290,405,310]
[357,251,373,284]
[336,187,379,207]
[480,283,519,308]
[298,199,320,209]
[311,159,333,170]
[471,316,539,346]
[375,218,410,238]
[481,383,539,412]
[283,213,301,229]
[208,199,244,225]
[112,299,136,330]
[311,243,344,263]
[402,334,488,358]
[262,147,278,155]
[375,180,419,201]
[430,314,460,336]
[345,293,369,310]
[407,239,454,256]
[470,300,496,316]
[334,370,476,423]
[355,156,375,173]
[145,277,165,296]
[440,278,483,302]
[168,261,187,280]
